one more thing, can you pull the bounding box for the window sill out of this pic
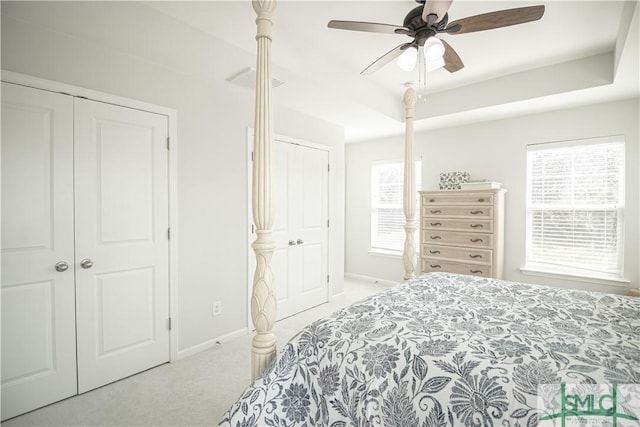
[520,266,630,288]
[369,249,402,258]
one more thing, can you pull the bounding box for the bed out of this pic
[220,272,640,427]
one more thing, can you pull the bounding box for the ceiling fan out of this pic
[327,0,545,75]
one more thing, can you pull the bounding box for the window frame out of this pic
[523,135,627,284]
[370,160,422,256]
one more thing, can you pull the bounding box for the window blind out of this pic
[526,138,625,276]
[371,161,421,253]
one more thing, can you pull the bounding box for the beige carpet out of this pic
[2,277,393,427]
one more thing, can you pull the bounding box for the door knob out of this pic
[297,239,304,245]
[80,258,94,269]
[55,261,69,272]
[288,240,296,246]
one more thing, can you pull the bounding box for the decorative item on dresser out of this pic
[629,288,640,297]
[420,188,506,279]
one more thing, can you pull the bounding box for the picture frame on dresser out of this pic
[420,188,506,279]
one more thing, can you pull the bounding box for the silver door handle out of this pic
[55,261,69,272]
[297,239,304,245]
[289,240,296,246]
[80,258,94,269]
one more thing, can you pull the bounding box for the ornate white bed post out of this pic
[402,85,418,280]
[250,0,277,380]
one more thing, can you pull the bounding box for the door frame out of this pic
[245,128,332,330]
[1,70,180,362]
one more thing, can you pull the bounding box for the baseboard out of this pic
[176,327,249,360]
[344,272,399,287]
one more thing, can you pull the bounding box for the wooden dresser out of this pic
[420,189,506,279]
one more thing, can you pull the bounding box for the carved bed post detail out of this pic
[403,86,418,280]
[251,0,277,380]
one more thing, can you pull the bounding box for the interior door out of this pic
[268,140,329,320]
[271,141,296,319]
[1,83,78,420]
[73,98,170,393]
[294,146,329,311]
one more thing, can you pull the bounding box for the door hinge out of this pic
[327,163,330,172]
[167,228,171,240]
[168,318,172,331]
[251,151,254,162]
[327,274,330,283]
[327,219,330,228]
[167,137,170,150]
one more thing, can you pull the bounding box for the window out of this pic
[371,161,421,253]
[525,136,625,279]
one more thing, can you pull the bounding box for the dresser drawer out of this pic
[421,259,492,278]
[422,245,492,266]
[422,192,493,206]
[423,218,493,233]
[422,206,493,219]
[422,230,493,249]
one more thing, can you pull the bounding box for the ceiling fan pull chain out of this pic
[418,47,428,101]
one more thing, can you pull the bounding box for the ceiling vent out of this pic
[226,67,285,90]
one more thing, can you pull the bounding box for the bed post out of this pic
[402,86,418,280]
[250,0,277,380]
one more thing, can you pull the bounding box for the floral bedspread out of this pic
[219,272,640,427]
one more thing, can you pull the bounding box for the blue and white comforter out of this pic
[220,272,640,427]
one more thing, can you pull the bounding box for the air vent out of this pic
[226,67,285,90]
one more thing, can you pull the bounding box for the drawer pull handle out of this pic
[470,269,483,274]
[478,198,485,202]
[430,209,442,214]
[430,264,442,269]
[430,222,442,226]
[470,224,483,228]
[470,238,483,243]
[429,250,441,254]
[470,210,484,215]
[469,254,482,259]
[429,198,436,202]
[430,236,442,240]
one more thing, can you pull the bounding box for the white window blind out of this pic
[525,137,625,278]
[371,161,421,253]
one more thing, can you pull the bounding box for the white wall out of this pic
[346,98,640,294]
[1,2,345,356]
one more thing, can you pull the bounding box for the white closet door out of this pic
[294,146,329,311]
[272,141,296,320]
[1,83,78,420]
[270,141,329,320]
[73,98,170,393]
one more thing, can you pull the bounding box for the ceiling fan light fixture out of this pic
[396,46,418,71]
[423,37,445,61]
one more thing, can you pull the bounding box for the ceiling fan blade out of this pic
[421,0,453,24]
[328,20,409,35]
[444,5,545,35]
[361,43,413,75]
[441,39,464,72]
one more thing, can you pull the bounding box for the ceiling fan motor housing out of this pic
[403,5,446,46]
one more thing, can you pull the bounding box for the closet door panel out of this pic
[271,140,295,320]
[73,98,170,393]
[1,83,77,421]
[296,146,329,308]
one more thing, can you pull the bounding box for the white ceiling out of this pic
[4,1,635,142]
[145,0,639,142]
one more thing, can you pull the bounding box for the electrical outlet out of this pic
[212,301,222,316]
